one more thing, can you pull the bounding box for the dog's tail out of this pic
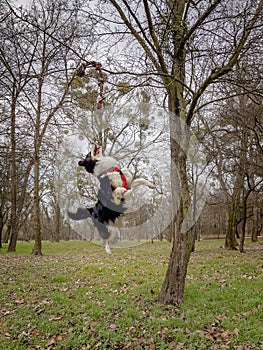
[67,207,92,221]
[67,207,110,240]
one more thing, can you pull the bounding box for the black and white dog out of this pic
[67,144,155,253]
[78,144,155,203]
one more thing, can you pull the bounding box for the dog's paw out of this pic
[122,189,133,201]
[105,245,112,254]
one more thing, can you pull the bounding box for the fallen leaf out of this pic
[109,323,118,331]
[55,333,63,341]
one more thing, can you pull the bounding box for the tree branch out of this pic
[183,0,222,45]
[143,0,168,74]
[109,0,166,77]
[186,0,263,125]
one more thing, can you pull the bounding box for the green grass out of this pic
[0,239,262,349]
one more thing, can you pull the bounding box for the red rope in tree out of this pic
[76,61,105,110]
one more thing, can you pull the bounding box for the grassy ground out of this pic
[0,239,262,349]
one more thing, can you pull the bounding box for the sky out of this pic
[14,0,30,6]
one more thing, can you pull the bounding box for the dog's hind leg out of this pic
[67,207,91,220]
[131,178,155,190]
[104,239,111,254]
[103,225,120,254]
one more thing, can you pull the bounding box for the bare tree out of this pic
[1,0,95,253]
[200,55,263,250]
[0,4,36,251]
[85,0,263,304]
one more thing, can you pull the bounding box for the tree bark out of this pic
[239,192,249,253]
[225,94,248,249]
[160,114,193,301]
[31,71,43,256]
[225,197,239,249]
[54,202,61,242]
[8,91,19,252]
[158,226,195,304]
[0,215,2,248]
[32,152,42,256]
[251,196,259,242]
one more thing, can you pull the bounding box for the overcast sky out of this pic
[14,0,30,6]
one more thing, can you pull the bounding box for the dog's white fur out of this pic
[90,145,155,204]
[104,226,121,254]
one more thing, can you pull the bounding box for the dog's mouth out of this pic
[92,144,101,157]
[78,144,101,167]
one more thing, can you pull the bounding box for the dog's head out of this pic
[78,144,102,174]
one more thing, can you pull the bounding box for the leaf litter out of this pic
[0,240,262,349]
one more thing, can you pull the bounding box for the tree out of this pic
[0,145,10,248]
[2,0,95,253]
[88,0,263,304]
[200,58,263,250]
[0,4,36,251]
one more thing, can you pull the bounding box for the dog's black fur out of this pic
[78,152,96,174]
[67,175,126,240]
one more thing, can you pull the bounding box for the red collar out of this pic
[103,167,129,190]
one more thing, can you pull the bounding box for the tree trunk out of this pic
[251,198,259,242]
[32,75,43,256]
[0,216,2,248]
[239,194,248,253]
[158,219,195,304]
[225,199,239,249]
[31,153,42,255]
[8,95,19,252]
[54,202,61,242]
[158,95,193,304]
[7,87,34,251]
[3,223,10,244]
[225,95,249,250]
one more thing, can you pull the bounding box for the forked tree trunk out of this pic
[225,94,248,250]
